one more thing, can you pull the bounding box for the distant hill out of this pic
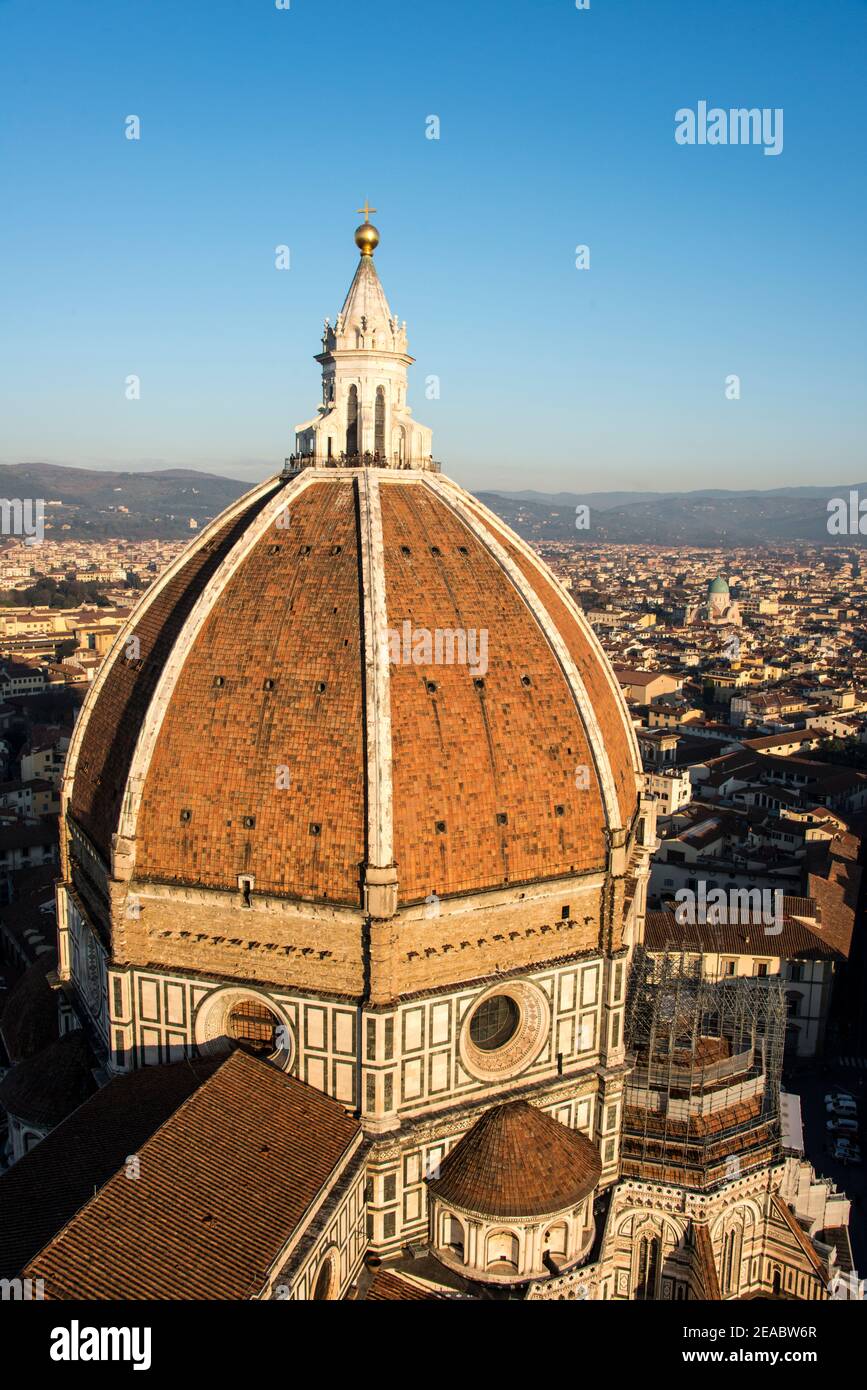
[1,463,865,547]
[0,462,248,541]
[479,485,867,546]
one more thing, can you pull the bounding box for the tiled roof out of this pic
[68,485,281,860]
[691,1222,721,1299]
[0,1057,219,1280]
[365,1269,443,1300]
[805,835,861,957]
[428,1100,602,1219]
[771,1195,828,1283]
[644,909,842,960]
[0,953,58,1061]
[24,1050,361,1300]
[68,473,640,906]
[0,1027,95,1127]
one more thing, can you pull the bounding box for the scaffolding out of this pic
[621,948,786,1191]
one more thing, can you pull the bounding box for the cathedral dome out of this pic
[428,1099,602,1219]
[64,468,641,910]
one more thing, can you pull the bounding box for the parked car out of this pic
[834,1134,860,1151]
[827,1104,858,1122]
[827,1117,859,1133]
[826,1094,858,1114]
[834,1150,861,1167]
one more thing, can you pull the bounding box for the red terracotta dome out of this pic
[428,1099,602,1218]
[64,467,641,908]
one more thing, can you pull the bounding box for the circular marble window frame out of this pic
[193,986,293,1071]
[460,980,550,1083]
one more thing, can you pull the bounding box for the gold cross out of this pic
[356,199,377,222]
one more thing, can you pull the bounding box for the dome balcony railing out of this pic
[283,452,442,474]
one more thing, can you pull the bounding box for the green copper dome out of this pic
[708,575,730,596]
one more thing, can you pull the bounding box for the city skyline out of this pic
[1,0,866,492]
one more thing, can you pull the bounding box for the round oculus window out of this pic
[227,999,280,1057]
[459,981,550,1082]
[469,994,520,1052]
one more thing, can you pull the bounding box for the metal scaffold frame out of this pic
[621,948,786,1190]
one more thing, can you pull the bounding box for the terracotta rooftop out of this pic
[66,472,640,907]
[644,909,844,961]
[428,1099,602,1219]
[0,953,58,1062]
[0,1027,96,1128]
[0,1057,219,1280]
[24,1050,361,1300]
[771,1195,828,1284]
[364,1269,443,1301]
[692,1221,722,1299]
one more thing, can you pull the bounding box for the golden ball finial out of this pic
[355,201,379,256]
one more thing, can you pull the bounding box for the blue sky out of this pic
[1,0,865,493]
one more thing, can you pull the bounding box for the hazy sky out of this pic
[1,0,865,494]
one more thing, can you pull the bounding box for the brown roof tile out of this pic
[0,1027,95,1128]
[24,1050,361,1300]
[69,485,281,861]
[69,474,639,906]
[365,1269,443,1300]
[136,481,366,903]
[0,1057,218,1280]
[428,1100,601,1219]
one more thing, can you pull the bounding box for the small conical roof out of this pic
[429,1100,602,1218]
[339,254,394,337]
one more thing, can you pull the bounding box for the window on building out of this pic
[486,1231,519,1272]
[227,1000,279,1057]
[469,995,520,1052]
[444,1215,465,1257]
[312,1257,335,1301]
[346,384,359,455]
[635,1236,661,1300]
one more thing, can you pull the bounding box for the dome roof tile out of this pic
[428,1099,602,1218]
[65,470,641,908]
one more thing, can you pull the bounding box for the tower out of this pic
[294,205,434,468]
